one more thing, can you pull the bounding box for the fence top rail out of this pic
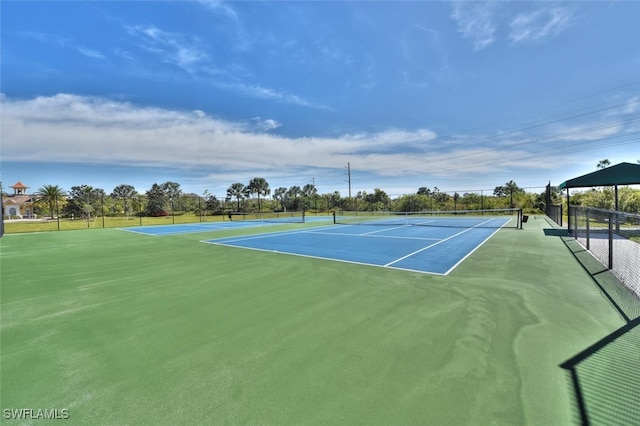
[569,205,640,220]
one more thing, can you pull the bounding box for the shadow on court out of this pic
[560,318,640,426]
[546,228,640,425]
[543,228,570,237]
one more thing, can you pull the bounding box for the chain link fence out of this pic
[568,206,640,298]
[547,204,563,226]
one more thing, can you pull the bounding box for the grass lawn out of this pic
[1,216,637,424]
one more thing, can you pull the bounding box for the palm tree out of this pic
[273,187,287,211]
[287,186,302,211]
[302,183,317,211]
[227,183,246,211]
[247,177,270,212]
[34,185,66,219]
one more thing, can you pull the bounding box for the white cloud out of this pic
[509,7,573,45]
[552,121,624,141]
[0,94,463,179]
[252,117,282,131]
[222,82,332,110]
[5,94,631,194]
[125,25,207,72]
[450,2,498,51]
[121,23,326,109]
[1,94,426,171]
[76,47,105,59]
[450,3,574,50]
[195,0,239,22]
[19,31,106,60]
[622,96,640,115]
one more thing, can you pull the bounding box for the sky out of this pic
[1,0,639,199]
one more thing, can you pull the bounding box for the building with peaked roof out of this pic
[2,181,37,218]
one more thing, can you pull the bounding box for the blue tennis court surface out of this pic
[118,216,330,236]
[203,219,510,275]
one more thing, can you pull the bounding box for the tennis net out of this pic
[333,208,523,229]
[223,211,305,223]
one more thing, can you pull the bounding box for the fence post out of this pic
[56,198,60,231]
[101,194,105,228]
[519,209,523,229]
[608,211,613,270]
[171,197,175,224]
[585,208,590,250]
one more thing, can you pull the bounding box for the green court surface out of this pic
[1,216,638,425]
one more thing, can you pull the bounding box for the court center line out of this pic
[384,220,495,267]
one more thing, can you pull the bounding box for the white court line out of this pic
[441,218,512,274]
[361,225,409,235]
[442,227,502,275]
[204,240,448,276]
[201,224,337,244]
[204,217,508,275]
[384,217,498,267]
[117,227,163,236]
[308,230,440,241]
[118,220,291,236]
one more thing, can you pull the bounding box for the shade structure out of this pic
[559,162,640,189]
[560,162,640,231]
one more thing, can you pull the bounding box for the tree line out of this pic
[21,178,640,224]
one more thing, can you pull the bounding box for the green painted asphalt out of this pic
[1,216,637,425]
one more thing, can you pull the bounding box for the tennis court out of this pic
[204,217,510,275]
[2,214,638,425]
[119,211,320,236]
[119,220,291,236]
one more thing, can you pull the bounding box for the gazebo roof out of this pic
[10,181,29,189]
[559,162,640,189]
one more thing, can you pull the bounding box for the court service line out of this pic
[361,225,409,235]
[117,223,239,236]
[384,225,478,267]
[202,225,337,244]
[117,228,165,236]
[308,230,440,241]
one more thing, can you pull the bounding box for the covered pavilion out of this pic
[559,162,640,229]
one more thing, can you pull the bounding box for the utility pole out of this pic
[346,162,352,198]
